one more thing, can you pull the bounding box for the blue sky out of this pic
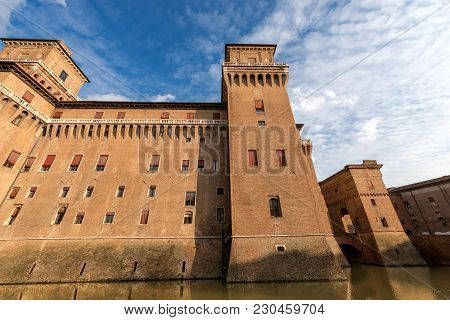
[1,0,449,186]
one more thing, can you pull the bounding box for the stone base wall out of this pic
[0,238,224,284]
[226,235,347,282]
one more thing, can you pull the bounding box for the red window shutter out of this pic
[117,112,126,119]
[24,157,36,168]
[151,155,161,166]
[213,113,220,120]
[97,155,109,166]
[255,100,264,111]
[43,155,56,167]
[94,112,104,119]
[71,155,83,166]
[140,210,149,224]
[248,150,257,166]
[7,150,22,165]
[186,113,194,119]
[9,187,20,199]
[22,91,35,103]
[53,111,63,119]
[161,112,169,119]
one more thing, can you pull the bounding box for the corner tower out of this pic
[222,44,347,282]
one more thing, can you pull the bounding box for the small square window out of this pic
[255,100,264,112]
[198,160,205,170]
[116,185,125,197]
[200,137,206,143]
[258,121,265,127]
[217,187,224,195]
[85,186,94,197]
[276,245,286,252]
[74,212,85,224]
[371,199,377,206]
[186,137,191,143]
[148,185,156,197]
[59,70,68,82]
[104,212,115,224]
[60,187,70,198]
[161,112,169,119]
[117,112,126,119]
[184,212,193,224]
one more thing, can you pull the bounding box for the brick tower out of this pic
[222,44,347,282]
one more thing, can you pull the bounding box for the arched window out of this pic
[269,197,282,217]
[184,211,193,224]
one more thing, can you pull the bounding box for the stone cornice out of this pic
[47,119,228,126]
[58,101,227,110]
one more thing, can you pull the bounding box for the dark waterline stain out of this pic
[0,264,448,300]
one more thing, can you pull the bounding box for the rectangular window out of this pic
[27,187,37,198]
[183,212,193,224]
[95,155,108,171]
[53,111,63,119]
[22,90,35,103]
[11,114,24,126]
[381,217,389,227]
[94,112,104,119]
[68,155,83,171]
[258,120,266,127]
[255,100,264,112]
[74,212,85,224]
[186,113,194,119]
[161,112,169,119]
[276,245,286,252]
[213,113,220,120]
[217,187,224,195]
[371,199,377,206]
[9,187,20,199]
[40,154,56,171]
[200,137,206,143]
[182,160,189,172]
[140,210,149,225]
[276,150,287,166]
[7,205,22,225]
[4,150,21,168]
[117,112,126,119]
[60,187,70,198]
[269,196,282,217]
[216,208,225,223]
[116,185,125,197]
[428,197,437,207]
[53,206,67,225]
[404,201,412,210]
[248,150,258,167]
[198,159,205,170]
[212,160,218,172]
[185,192,196,206]
[22,157,36,172]
[148,185,156,197]
[59,70,68,82]
[104,212,115,224]
[85,186,94,197]
[185,137,191,143]
[149,155,160,172]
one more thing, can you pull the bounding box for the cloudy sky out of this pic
[1,0,449,187]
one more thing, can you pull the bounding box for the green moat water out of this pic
[0,264,448,300]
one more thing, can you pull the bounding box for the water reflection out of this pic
[0,264,448,300]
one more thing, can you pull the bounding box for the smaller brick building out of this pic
[389,176,450,265]
[320,160,425,266]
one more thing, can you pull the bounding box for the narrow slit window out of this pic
[269,197,282,217]
[116,185,125,197]
[371,199,377,206]
[22,157,36,172]
[9,187,20,199]
[185,192,196,206]
[40,154,55,172]
[95,155,108,171]
[53,206,67,225]
[248,150,258,167]
[4,150,21,168]
[85,186,94,197]
[149,155,160,172]
[104,212,115,224]
[212,160,218,172]
[74,212,85,224]
[381,217,389,227]
[60,187,70,198]
[276,150,287,166]
[27,187,37,198]
[140,210,149,225]
[216,208,225,223]
[182,160,189,172]
[148,185,156,197]
[68,155,83,171]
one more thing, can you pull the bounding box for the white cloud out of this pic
[51,0,67,6]
[149,93,176,102]
[83,93,129,101]
[0,0,26,34]
[242,0,450,186]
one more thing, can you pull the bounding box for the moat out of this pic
[0,264,448,300]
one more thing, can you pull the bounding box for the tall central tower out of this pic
[222,44,347,281]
